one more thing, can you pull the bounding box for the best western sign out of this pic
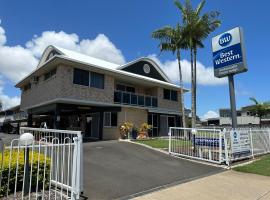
[212,27,248,78]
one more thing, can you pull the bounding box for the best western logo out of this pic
[219,33,232,47]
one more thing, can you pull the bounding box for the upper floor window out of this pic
[73,68,105,89]
[91,72,104,89]
[44,68,57,81]
[116,84,135,93]
[163,89,178,101]
[23,83,31,91]
[73,68,89,86]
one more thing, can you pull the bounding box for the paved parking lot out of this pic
[0,133,223,200]
[82,141,222,200]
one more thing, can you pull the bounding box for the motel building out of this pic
[16,45,187,140]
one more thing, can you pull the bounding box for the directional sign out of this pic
[212,27,248,78]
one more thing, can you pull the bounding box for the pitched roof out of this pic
[16,45,188,91]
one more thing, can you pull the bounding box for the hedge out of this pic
[0,150,50,196]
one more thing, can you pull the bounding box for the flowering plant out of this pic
[119,122,134,139]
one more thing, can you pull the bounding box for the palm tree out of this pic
[175,0,221,128]
[248,97,270,128]
[152,24,188,131]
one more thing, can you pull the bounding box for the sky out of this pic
[0,0,269,119]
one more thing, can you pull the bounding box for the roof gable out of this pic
[118,58,171,83]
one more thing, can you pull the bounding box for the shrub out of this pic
[0,150,50,196]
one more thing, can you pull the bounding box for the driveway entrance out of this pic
[82,141,222,200]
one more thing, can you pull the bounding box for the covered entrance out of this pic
[26,103,121,140]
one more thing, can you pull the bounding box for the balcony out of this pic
[114,90,158,108]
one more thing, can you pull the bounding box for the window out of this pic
[23,83,31,91]
[171,90,178,101]
[163,89,171,100]
[116,84,135,93]
[44,68,57,80]
[90,72,104,89]
[104,112,117,127]
[163,89,178,101]
[73,68,89,86]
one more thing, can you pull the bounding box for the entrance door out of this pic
[159,115,175,136]
[160,115,168,136]
[85,113,100,139]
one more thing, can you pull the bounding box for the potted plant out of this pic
[137,123,152,140]
[119,122,133,139]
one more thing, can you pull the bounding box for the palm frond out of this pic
[250,97,259,105]
[196,0,206,15]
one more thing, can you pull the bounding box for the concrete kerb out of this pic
[121,139,230,169]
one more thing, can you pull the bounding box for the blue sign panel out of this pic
[213,43,243,69]
[212,27,247,78]
[194,137,225,148]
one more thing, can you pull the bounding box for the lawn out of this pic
[234,154,270,176]
[134,138,191,149]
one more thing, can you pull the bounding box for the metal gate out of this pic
[0,127,83,200]
[169,127,229,164]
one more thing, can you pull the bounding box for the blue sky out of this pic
[0,0,269,118]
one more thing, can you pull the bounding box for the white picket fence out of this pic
[169,127,270,165]
[0,127,83,200]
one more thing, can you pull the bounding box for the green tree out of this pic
[175,0,221,128]
[248,97,270,128]
[152,24,188,130]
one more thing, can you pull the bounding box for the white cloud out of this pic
[0,46,38,82]
[0,23,126,109]
[148,54,227,86]
[0,79,20,110]
[79,34,125,65]
[0,26,6,46]
[26,31,80,57]
[26,31,125,65]
[201,110,219,120]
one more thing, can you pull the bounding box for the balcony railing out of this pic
[114,90,158,108]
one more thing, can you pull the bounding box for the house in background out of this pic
[203,107,270,127]
[0,105,27,133]
[15,45,188,140]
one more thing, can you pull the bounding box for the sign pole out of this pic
[228,75,237,128]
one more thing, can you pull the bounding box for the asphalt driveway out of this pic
[82,141,222,200]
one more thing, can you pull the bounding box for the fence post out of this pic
[223,128,230,166]
[268,129,270,153]
[168,127,172,154]
[218,130,222,164]
[71,137,79,200]
[249,128,254,159]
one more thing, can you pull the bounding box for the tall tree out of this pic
[175,0,221,128]
[152,24,188,131]
[248,97,270,128]
[0,100,2,111]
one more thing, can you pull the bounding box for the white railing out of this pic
[0,127,83,200]
[169,127,270,166]
[224,128,270,162]
[169,127,228,165]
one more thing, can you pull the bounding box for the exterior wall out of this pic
[220,116,260,125]
[21,67,63,110]
[59,65,114,103]
[157,88,181,111]
[21,65,115,110]
[102,107,148,140]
